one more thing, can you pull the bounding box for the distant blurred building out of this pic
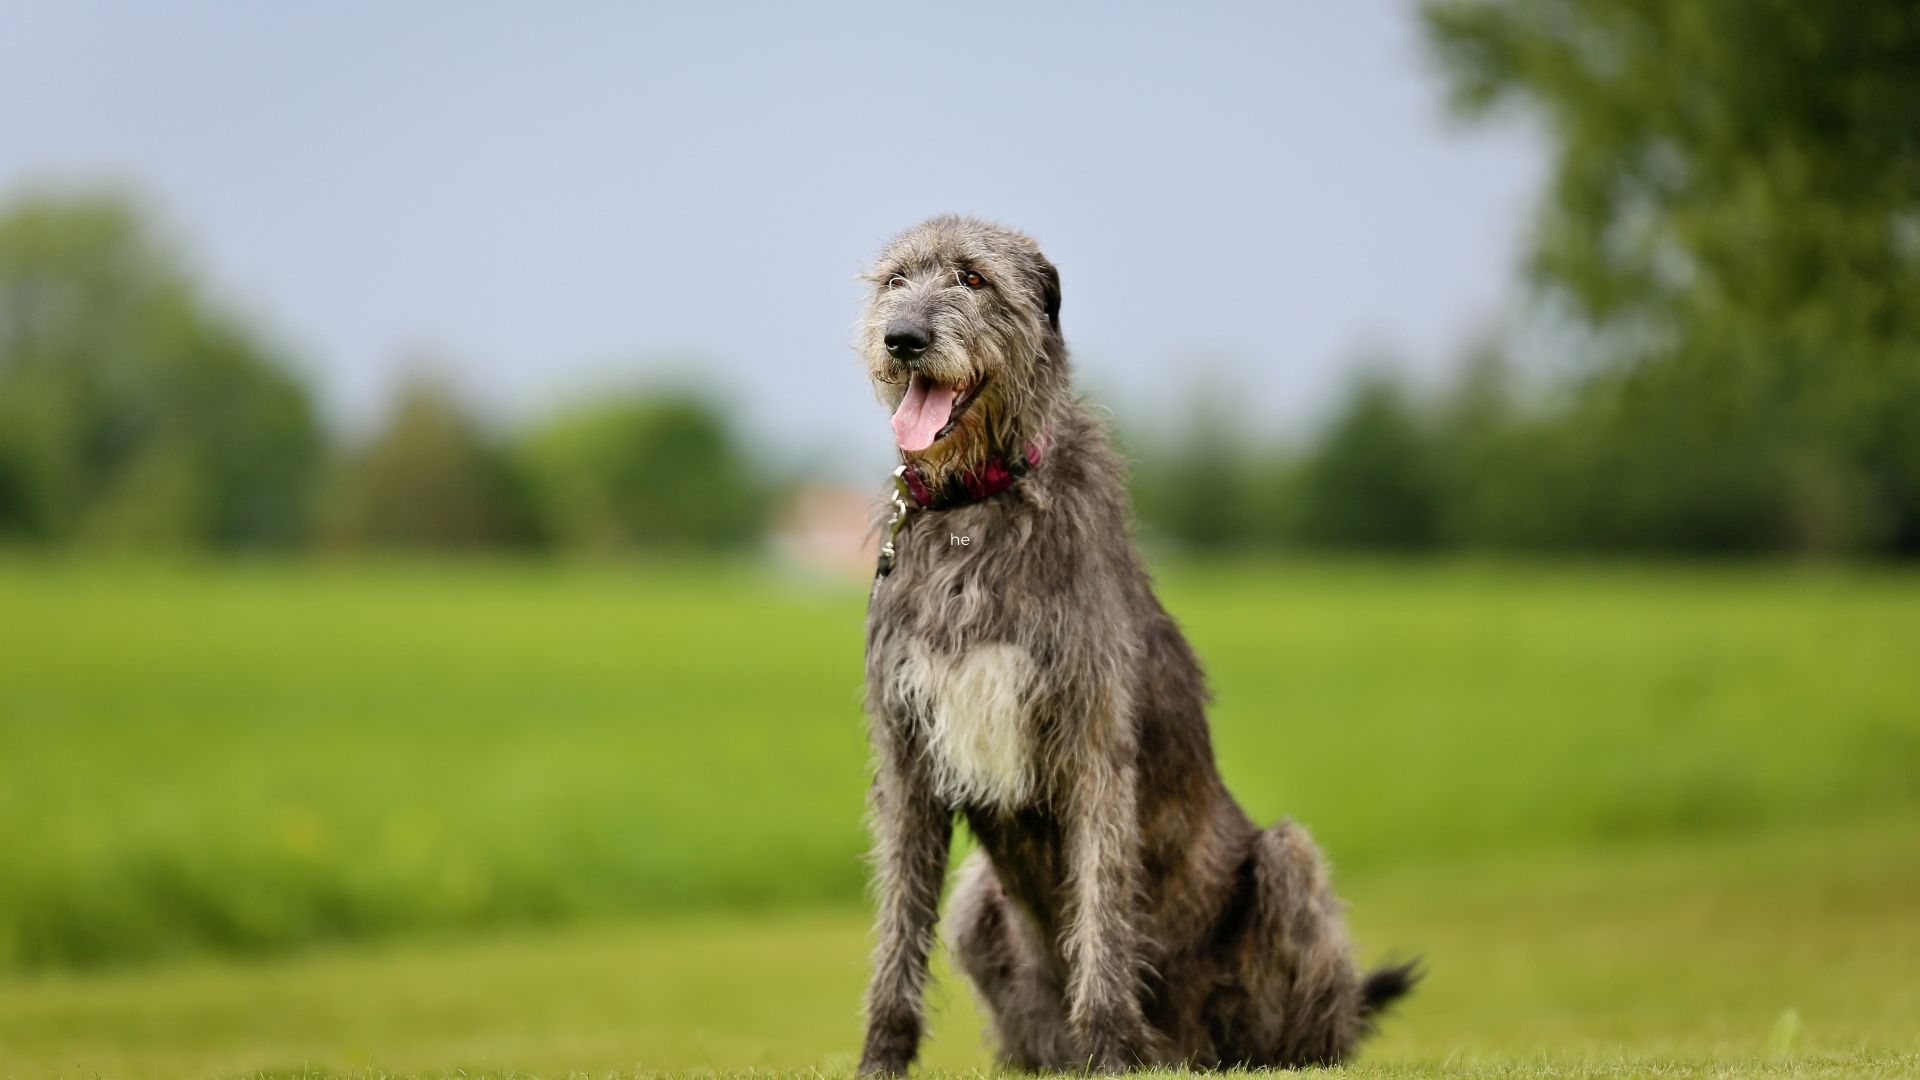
[772,483,880,579]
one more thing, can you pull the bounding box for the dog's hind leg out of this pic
[947,851,1077,1070]
[1233,819,1368,1067]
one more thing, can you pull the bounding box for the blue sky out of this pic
[0,1,1541,476]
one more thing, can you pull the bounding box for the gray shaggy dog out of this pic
[855,215,1415,1075]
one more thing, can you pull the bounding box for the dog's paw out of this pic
[857,1052,912,1078]
[1077,1023,1146,1073]
[858,1014,921,1077]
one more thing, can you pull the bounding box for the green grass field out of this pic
[1,559,1917,1077]
[3,816,1916,1078]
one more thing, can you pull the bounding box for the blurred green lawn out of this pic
[1,559,1917,1076]
[2,817,1914,1077]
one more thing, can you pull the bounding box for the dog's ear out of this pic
[1035,256,1061,332]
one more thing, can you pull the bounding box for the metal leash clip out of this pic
[875,464,915,580]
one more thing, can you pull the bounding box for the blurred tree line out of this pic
[7,0,1919,565]
[1136,2,1920,559]
[1416,0,1920,555]
[0,192,763,554]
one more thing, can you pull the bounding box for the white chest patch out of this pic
[895,641,1036,809]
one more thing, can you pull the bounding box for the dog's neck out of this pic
[899,435,1049,511]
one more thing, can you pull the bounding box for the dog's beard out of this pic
[867,321,1044,473]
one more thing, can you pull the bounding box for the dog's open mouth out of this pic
[891,373,986,452]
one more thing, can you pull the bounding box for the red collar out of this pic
[898,438,1048,511]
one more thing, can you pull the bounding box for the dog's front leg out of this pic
[858,751,952,1076]
[1061,704,1149,1071]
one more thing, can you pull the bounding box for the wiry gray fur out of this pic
[854,215,1415,1074]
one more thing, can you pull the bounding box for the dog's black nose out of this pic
[884,322,932,361]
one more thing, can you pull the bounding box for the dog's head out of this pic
[859,215,1063,469]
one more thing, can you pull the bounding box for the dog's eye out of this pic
[886,275,910,290]
[960,270,985,289]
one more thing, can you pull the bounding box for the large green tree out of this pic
[0,192,322,547]
[1425,0,1920,553]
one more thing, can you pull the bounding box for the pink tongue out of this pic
[890,373,958,452]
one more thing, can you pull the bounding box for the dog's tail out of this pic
[1358,957,1422,1026]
